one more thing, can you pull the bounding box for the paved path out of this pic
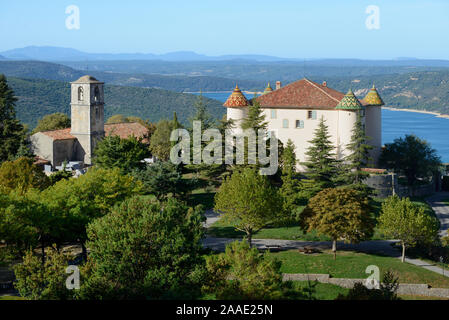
[426,192,449,236]
[203,209,221,228]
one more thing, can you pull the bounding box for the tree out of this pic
[106,114,128,124]
[93,135,150,173]
[378,195,439,262]
[77,196,205,299]
[132,161,196,201]
[0,157,50,195]
[301,117,340,196]
[189,93,215,130]
[150,117,182,161]
[379,134,441,186]
[279,139,303,220]
[214,168,283,246]
[0,74,27,163]
[39,168,142,255]
[342,113,373,185]
[32,113,70,134]
[13,246,73,300]
[202,240,304,300]
[300,187,375,259]
[241,98,267,132]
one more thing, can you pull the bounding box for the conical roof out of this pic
[336,89,363,110]
[263,82,273,95]
[223,84,249,107]
[363,85,384,106]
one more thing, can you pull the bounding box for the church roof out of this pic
[362,85,384,106]
[336,89,364,110]
[39,128,76,140]
[104,122,149,142]
[223,84,250,107]
[71,75,104,84]
[254,78,345,109]
[38,122,149,142]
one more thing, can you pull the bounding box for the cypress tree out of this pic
[343,112,373,185]
[301,116,339,194]
[0,75,27,163]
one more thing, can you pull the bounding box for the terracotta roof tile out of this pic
[223,84,250,107]
[40,128,76,140]
[254,78,345,109]
[104,122,149,141]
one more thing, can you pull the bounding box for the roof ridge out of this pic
[303,78,341,103]
[40,127,71,133]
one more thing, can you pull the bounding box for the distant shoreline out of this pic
[382,107,449,119]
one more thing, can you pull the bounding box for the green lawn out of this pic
[291,281,349,300]
[270,250,449,288]
[0,296,25,300]
[442,198,449,206]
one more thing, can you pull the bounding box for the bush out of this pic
[13,246,73,300]
[442,176,449,191]
[202,240,306,300]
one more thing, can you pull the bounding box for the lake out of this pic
[194,91,449,162]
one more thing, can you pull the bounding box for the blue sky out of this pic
[1,0,448,59]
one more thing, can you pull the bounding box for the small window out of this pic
[94,86,100,102]
[308,110,317,119]
[282,119,289,128]
[295,120,304,129]
[78,87,84,101]
[271,109,277,119]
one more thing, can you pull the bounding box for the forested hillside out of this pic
[316,71,449,116]
[8,77,226,128]
[0,61,264,92]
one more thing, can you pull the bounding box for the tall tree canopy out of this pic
[378,195,439,262]
[379,134,441,186]
[93,135,150,173]
[214,168,283,246]
[301,117,340,196]
[0,74,27,162]
[300,187,375,259]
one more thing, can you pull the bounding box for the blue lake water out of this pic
[196,91,449,162]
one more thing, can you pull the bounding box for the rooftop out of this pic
[71,75,104,84]
[223,84,250,108]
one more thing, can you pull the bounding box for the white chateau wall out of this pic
[227,107,367,171]
[365,106,382,165]
[227,107,248,135]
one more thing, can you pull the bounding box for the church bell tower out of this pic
[70,75,105,165]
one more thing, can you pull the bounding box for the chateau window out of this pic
[308,110,317,120]
[282,119,289,128]
[271,109,277,119]
[78,87,84,101]
[295,120,304,129]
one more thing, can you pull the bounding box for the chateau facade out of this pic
[224,79,384,169]
[31,75,149,167]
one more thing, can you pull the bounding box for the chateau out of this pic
[224,79,384,169]
[31,75,149,167]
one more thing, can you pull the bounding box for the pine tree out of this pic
[0,74,27,163]
[279,139,302,220]
[190,92,215,131]
[241,98,268,132]
[301,116,339,194]
[344,113,373,183]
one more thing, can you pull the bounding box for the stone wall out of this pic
[364,173,435,198]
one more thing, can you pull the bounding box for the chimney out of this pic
[276,81,281,90]
[322,81,327,87]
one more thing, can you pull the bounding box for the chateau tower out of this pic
[363,85,384,165]
[70,75,105,165]
[224,84,249,135]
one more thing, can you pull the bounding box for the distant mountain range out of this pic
[0,46,290,62]
[3,46,449,67]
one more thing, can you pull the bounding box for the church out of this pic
[224,79,384,169]
[31,75,149,168]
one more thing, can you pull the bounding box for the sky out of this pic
[1,0,448,59]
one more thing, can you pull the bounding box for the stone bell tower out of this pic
[70,75,105,165]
